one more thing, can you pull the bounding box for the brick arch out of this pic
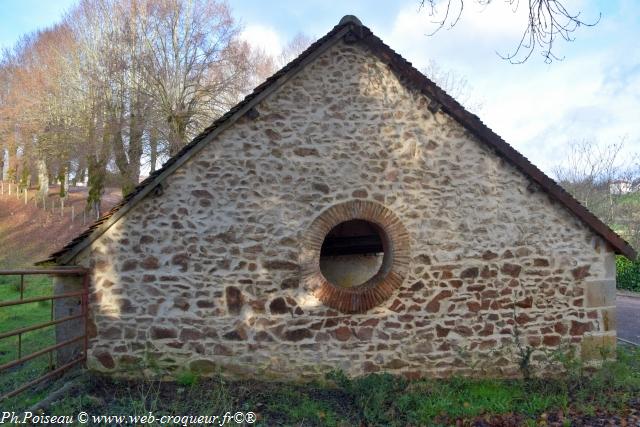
[300,200,411,313]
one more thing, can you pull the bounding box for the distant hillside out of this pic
[0,185,121,268]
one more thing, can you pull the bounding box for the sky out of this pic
[1,0,639,175]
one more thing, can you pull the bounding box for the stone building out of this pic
[45,16,635,380]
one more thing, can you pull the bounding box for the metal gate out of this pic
[0,268,88,401]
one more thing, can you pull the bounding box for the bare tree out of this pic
[74,0,153,195]
[276,33,313,68]
[418,0,600,63]
[422,59,483,113]
[139,0,254,155]
[0,23,81,197]
[245,33,314,90]
[0,0,307,213]
[554,140,640,249]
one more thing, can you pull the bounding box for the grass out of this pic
[2,345,638,426]
[617,192,640,206]
[0,274,57,399]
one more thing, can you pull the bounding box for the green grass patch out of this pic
[2,343,639,426]
[250,383,350,426]
[616,192,640,206]
[0,275,57,399]
[27,347,635,426]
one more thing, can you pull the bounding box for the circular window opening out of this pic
[319,219,391,288]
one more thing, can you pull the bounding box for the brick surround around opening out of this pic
[300,200,411,313]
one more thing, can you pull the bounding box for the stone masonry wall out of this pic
[71,38,617,380]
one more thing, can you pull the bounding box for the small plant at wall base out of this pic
[616,256,640,292]
[510,307,535,381]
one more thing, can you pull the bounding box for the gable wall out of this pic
[73,38,616,379]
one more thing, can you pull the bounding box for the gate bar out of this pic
[0,268,87,275]
[0,291,86,308]
[0,313,84,340]
[0,267,89,402]
[0,357,85,401]
[0,335,85,371]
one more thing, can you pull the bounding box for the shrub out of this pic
[616,256,640,291]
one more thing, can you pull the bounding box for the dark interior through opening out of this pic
[320,220,384,256]
[319,220,387,288]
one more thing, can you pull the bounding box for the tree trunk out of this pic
[87,155,105,219]
[149,128,158,173]
[126,103,144,194]
[74,166,86,186]
[57,166,68,198]
[73,155,87,186]
[6,143,18,183]
[86,118,111,219]
[168,114,188,156]
[19,161,30,191]
[112,98,144,196]
[36,158,49,198]
[111,129,131,194]
[0,147,5,181]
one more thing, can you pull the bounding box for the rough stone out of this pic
[570,321,592,336]
[140,256,159,270]
[334,326,351,341]
[572,265,591,280]
[70,34,618,381]
[460,267,479,279]
[225,286,244,315]
[284,328,313,342]
[222,327,247,341]
[269,297,289,315]
[263,260,298,270]
[501,263,522,277]
[312,183,330,194]
[189,359,218,374]
[94,350,115,369]
[426,290,452,313]
[150,326,177,340]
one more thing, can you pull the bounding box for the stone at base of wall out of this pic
[581,334,617,362]
[54,276,85,366]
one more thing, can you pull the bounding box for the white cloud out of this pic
[240,24,284,57]
[379,1,640,175]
